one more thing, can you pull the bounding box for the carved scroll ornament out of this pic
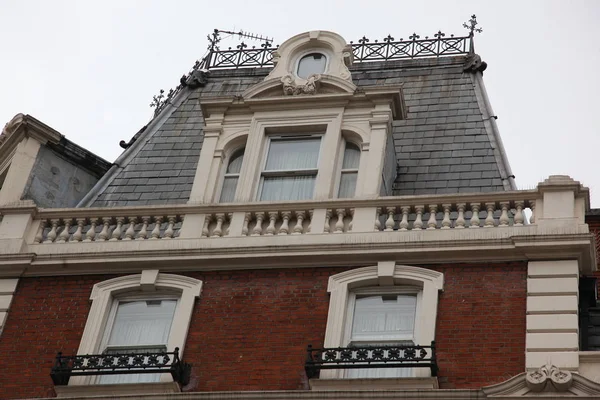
[525,364,573,392]
[281,74,321,96]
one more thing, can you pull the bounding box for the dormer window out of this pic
[297,53,327,79]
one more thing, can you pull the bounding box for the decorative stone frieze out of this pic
[526,364,573,392]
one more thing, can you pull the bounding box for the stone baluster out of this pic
[45,219,60,243]
[98,218,112,241]
[72,218,86,242]
[124,217,137,240]
[484,203,495,228]
[469,204,480,228]
[349,209,354,231]
[84,218,98,242]
[427,205,438,230]
[529,200,536,224]
[265,212,278,235]
[441,204,452,229]
[252,212,265,236]
[455,203,466,229]
[385,207,395,231]
[137,217,150,240]
[413,206,424,230]
[212,214,225,237]
[57,219,72,243]
[293,211,305,235]
[374,207,382,231]
[399,206,410,231]
[201,215,211,238]
[279,211,292,235]
[151,216,163,239]
[499,202,510,227]
[334,209,345,234]
[514,201,525,226]
[307,210,313,233]
[34,220,46,244]
[163,216,177,239]
[110,217,125,241]
[324,210,332,233]
[225,213,232,236]
[242,213,251,236]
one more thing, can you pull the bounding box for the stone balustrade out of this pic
[33,213,184,243]
[15,175,589,246]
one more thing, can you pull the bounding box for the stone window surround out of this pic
[322,262,444,379]
[208,110,371,203]
[70,270,202,386]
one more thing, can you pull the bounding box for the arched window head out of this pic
[338,142,360,198]
[219,148,245,203]
[297,53,327,79]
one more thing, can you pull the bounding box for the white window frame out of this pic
[335,139,361,198]
[217,147,245,203]
[71,271,202,386]
[322,262,443,380]
[293,50,330,79]
[256,133,323,201]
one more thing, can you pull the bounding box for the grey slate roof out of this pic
[89,56,511,207]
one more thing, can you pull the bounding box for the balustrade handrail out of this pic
[305,342,438,379]
[24,189,540,220]
[50,347,190,386]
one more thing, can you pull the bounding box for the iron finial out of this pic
[434,31,445,39]
[358,36,369,44]
[463,14,483,36]
[384,34,394,43]
[409,33,420,41]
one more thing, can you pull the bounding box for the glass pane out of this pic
[351,295,416,341]
[297,53,327,79]
[107,300,176,347]
[227,149,244,174]
[338,172,357,198]
[265,138,321,171]
[219,177,239,203]
[342,143,361,169]
[260,176,315,201]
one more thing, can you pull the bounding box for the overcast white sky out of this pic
[1,0,599,206]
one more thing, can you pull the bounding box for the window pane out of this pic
[297,53,327,79]
[342,143,361,169]
[351,295,416,341]
[227,149,244,174]
[338,172,357,198]
[265,138,320,171]
[219,176,239,203]
[107,300,176,347]
[260,176,315,201]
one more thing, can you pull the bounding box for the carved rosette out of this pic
[525,364,573,392]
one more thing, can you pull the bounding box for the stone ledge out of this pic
[309,377,439,391]
[54,381,180,398]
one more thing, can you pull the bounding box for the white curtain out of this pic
[338,173,357,198]
[347,295,416,379]
[264,139,320,171]
[260,176,315,201]
[99,300,176,384]
[338,143,360,198]
[219,150,244,203]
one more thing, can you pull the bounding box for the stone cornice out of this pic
[2,228,593,277]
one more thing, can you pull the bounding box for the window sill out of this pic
[308,377,439,391]
[54,382,180,398]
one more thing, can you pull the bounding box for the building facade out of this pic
[0,21,599,399]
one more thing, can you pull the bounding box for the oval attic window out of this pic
[297,53,327,79]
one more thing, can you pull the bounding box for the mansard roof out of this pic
[82,37,515,207]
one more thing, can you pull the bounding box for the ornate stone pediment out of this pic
[242,30,357,100]
[483,364,600,397]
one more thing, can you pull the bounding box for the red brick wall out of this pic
[0,263,526,398]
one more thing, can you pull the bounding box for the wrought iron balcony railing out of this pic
[50,348,190,386]
[305,342,438,379]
